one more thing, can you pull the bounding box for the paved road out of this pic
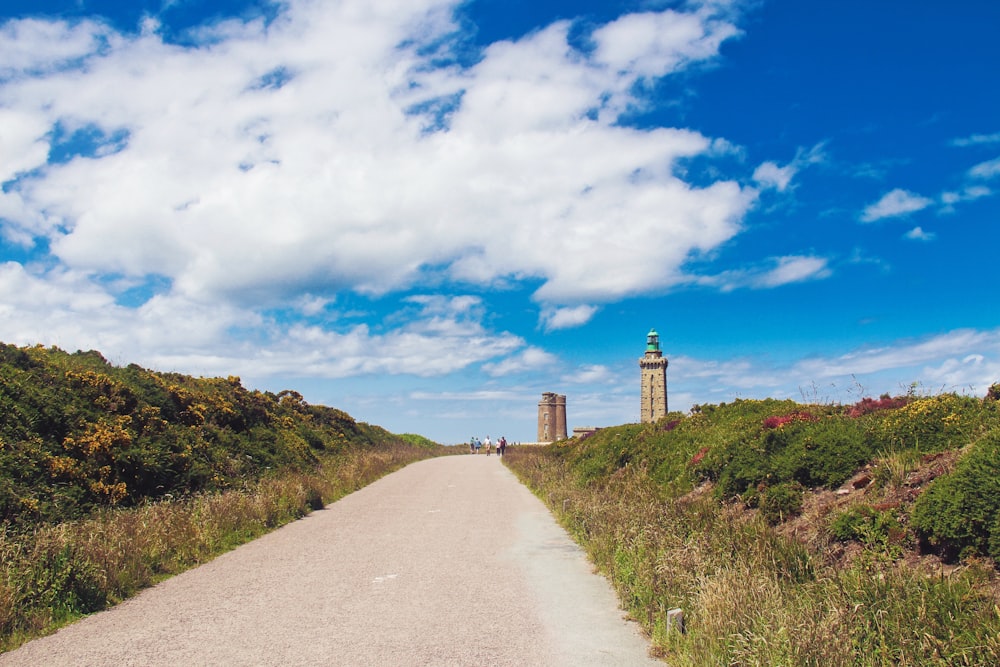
[1,455,660,666]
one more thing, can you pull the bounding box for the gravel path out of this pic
[1,455,661,666]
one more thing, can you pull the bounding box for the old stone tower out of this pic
[639,328,668,423]
[537,392,567,443]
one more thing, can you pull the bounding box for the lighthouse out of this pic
[639,328,668,423]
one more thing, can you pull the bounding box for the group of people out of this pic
[469,435,508,457]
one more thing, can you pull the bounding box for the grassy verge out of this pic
[0,443,435,652]
[505,445,1000,666]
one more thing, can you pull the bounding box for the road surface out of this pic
[2,455,660,666]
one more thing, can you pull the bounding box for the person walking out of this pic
[484,435,492,456]
[498,436,506,458]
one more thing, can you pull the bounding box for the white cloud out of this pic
[695,255,832,291]
[0,18,115,78]
[293,294,333,317]
[0,261,525,379]
[752,143,826,193]
[860,188,934,222]
[0,109,51,183]
[562,364,614,384]
[752,160,795,192]
[483,347,557,377]
[591,8,741,83]
[940,185,992,207]
[665,328,1000,410]
[922,353,1000,393]
[793,328,1000,381]
[969,157,1000,180]
[904,226,935,241]
[540,304,598,331]
[756,255,832,287]
[950,132,1000,147]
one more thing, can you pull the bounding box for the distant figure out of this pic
[484,435,492,456]
[498,436,507,457]
[469,437,476,454]
[474,438,482,454]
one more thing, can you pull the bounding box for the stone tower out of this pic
[537,392,567,443]
[639,328,668,423]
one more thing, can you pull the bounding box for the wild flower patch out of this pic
[846,394,909,418]
[762,411,817,429]
[689,446,710,467]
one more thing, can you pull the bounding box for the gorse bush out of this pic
[865,393,984,454]
[0,343,423,528]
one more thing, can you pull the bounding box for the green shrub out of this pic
[716,412,867,498]
[759,482,804,525]
[773,416,868,488]
[830,505,869,542]
[829,505,902,555]
[911,428,1000,560]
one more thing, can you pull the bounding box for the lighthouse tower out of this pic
[639,329,668,423]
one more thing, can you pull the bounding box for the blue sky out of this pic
[1,0,998,444]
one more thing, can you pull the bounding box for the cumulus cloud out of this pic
[860,188,934,222]
[540,305,599,331]
[591,8,741,83]
[0,0,760,379]
[0,0,752,311]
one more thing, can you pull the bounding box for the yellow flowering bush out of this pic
[866,393,983,453]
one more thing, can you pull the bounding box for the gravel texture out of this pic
[2,455,661,666]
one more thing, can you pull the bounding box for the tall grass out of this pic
[0,443,434,652]
[505,446,1000,666]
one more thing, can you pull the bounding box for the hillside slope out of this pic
[0,342,432,528]
[506,390,1000,665]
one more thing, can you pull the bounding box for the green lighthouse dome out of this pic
[646,328,660,352]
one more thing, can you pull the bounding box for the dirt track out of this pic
[1,455,660,666]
